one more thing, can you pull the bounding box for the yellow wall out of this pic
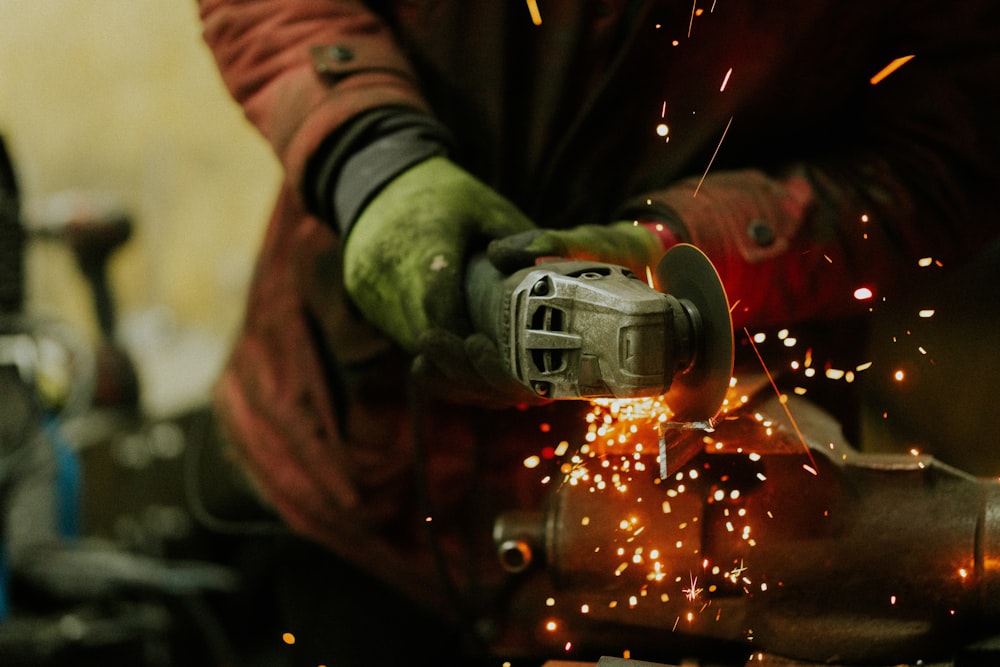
[0,0,280,411]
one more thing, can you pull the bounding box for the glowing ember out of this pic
[525,0,542,25]
[656,123,670,137]
[720,67,733,91]
[694,116,734,197]
[870,55,915,85]
[282,632,295,645]
[918,309,935,318]
[894,370,905,381]
[854,287,874,300]
[683,573,703,601]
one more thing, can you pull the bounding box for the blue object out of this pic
[44,415,81,541]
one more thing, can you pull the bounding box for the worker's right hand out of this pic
[343,156,536,354]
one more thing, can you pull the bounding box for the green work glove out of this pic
[488,221,665,278]
[343,156,536,354]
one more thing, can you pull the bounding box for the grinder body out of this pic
[465,244,734,422]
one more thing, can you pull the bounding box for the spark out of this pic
[720,67,733,91]
[656,123,670,137]
[744,327,818,472]
[282,632,296,645]
[894,370,905,381]
[918,257,934,267]
[688,0,698,37]
[870,55,915,85]
[918,309,935,318]
[854,287,874,300]
[693,116,734,197]
[525,0,542,25]
[545,620,558,632]
[683,572,704,601]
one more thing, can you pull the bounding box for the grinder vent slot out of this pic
[529,305,566,373]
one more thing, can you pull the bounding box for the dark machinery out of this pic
[493,390,1000,666]
[471,246,1000,665]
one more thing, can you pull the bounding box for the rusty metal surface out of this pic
[496,410,1000,665]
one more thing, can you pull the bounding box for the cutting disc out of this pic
[655,243,734,422]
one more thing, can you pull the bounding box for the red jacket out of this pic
[199,0,1000,641]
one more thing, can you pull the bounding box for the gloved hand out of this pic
[343,156,536,353]
[411,329,549,408]
[487,220,667,277]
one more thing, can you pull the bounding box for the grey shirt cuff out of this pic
[305,110,453,236]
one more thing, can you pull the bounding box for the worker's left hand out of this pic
[487,220,667,277]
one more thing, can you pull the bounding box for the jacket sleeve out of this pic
[623,3,1000,332]
[198,0,433,205]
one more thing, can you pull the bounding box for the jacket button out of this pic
[326,45,354,62]
[311,45,356,75]
[747,219,775,247]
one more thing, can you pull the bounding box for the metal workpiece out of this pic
[493,413,1000,665]
[465,244,733,421]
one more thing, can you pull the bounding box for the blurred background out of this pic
[1,0,279,419]
[0,3,287,665]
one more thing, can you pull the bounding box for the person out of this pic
[197,1,1000,664]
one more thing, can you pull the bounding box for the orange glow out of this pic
[694,116,734,197]
[720,67,733,91]
[744,328,818,472]
[870,55,915,85]
[525,0,542,25]
[281,632,295,645]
